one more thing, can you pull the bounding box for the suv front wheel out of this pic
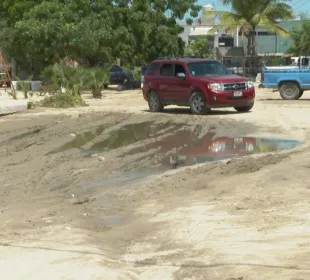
[148,90,164,112]
[190,92,210,115]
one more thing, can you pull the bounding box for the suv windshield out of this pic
[187,61,229,76]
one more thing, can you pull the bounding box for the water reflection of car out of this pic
[127,125,301,167]
[143,128,256,166]
[181,136,256,165]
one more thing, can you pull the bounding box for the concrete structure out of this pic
[0,97,28,115]
[178,22,191,45]
[188,4,215,42]
[201,4,215,26]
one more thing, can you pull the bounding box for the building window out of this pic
[257,31,276,36]
[238,31,257,36]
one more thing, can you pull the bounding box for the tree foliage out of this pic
[287,15,310,56]
[184,36,213,58]
[0,0,201,76]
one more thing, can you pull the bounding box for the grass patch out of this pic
[27,101,36,109]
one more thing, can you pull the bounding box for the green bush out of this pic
[40,64,87,108]
[132,67,142,81]
[27,101,36,109]
[40,64,84,95]
[40,91,87,108]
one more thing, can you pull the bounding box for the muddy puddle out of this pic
[51,121,301,167]
[48,121,184,155]
[59,121,302,192]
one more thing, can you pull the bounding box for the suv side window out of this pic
[174,64,186,76]
[146,63,159,75]
[160,64,173,76]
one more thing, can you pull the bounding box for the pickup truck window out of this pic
[187,61,228,76]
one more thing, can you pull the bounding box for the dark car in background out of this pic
[104,64,134,89]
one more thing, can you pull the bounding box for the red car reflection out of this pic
[142,126,256,166]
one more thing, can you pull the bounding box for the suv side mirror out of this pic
[177,72,186,78]
[227,69,235,74]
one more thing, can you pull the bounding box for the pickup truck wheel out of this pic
[279,83,300,100]
[190,92,210,115]
[148,91,163,112]
[298,90,304,99]
[234,105,253,113]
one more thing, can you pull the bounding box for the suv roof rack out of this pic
[155,56,207,60]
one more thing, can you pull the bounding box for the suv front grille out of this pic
[223,82,247,91]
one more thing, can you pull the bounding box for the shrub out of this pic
[132,67,142,81]
[40,64,84,95]
[40,91,87,108]
[39,64,87,108]
[7,90,17,100]
[27,101,36,109]
[16,75,32,98]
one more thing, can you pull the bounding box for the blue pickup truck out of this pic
[260,57,310,100]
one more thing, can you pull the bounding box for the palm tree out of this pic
[82,67,110,98]
[208,0,294,75]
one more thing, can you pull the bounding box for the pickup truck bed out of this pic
[261,67,310,100]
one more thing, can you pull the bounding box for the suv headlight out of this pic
[208,83,223,91]
[247,81,254,89]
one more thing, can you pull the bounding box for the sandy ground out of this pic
[1,87,310,279]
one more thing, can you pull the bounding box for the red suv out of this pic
[142,58,255,115]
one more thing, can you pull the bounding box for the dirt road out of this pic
[1,87,310,280]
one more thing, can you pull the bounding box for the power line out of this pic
[295,0,308,10]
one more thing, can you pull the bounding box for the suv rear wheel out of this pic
[148,90,163,112]
[190,92,210,115]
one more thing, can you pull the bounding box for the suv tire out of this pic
[190,92,210,115]
[148,90,163,112]
[234,105,253,113]
[279,82,300,100]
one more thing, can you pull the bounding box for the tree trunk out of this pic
[247,34,251,56]
[92,88,102,98]
[250,28,257,78]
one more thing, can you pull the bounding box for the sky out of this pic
[196,0,310,16]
